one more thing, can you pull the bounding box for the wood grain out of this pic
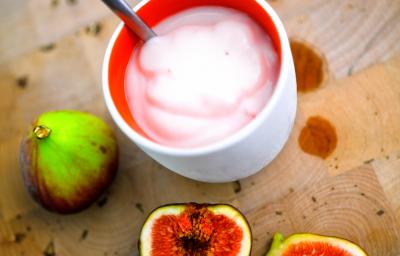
[300,57,400,175]
[373,151,400,220]
[1,0,400,255]
[0,0,128,64]
[270,0,400,79]
[247,165,400,255]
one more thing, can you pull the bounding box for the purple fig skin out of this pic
[19,111,119,214]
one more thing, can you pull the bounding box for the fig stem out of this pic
[33,125,51,139]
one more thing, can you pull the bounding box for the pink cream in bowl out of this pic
[125,6,278,148]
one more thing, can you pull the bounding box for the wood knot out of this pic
[298,116,337,159]
[290,40,327,93]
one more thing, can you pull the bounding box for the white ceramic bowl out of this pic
[102,0,297,183]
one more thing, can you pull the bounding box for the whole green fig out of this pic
[20,110,118,214]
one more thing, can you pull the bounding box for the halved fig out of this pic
[139,203,251,256]
[266,233,368,256]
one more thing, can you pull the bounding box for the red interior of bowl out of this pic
[107,0,282,138]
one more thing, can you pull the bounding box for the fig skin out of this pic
[20,110,118,214]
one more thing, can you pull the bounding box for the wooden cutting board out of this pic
[1,0,400,255]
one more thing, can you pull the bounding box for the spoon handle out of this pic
[102,0,157,41]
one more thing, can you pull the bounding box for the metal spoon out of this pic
[102,0,157,41]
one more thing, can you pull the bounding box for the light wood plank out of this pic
[1,0,400,255]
